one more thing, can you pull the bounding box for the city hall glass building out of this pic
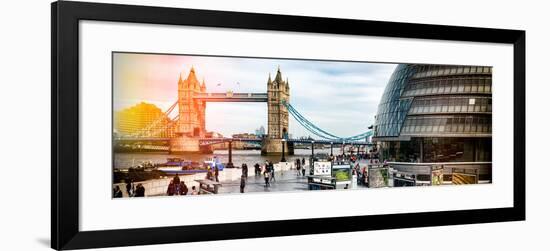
[373,64,492,167]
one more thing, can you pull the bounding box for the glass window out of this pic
[464,117,472,132]
[464,82,471,92]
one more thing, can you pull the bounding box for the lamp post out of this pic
[281,138,287,162]
[227,140,233,168]
[330,142,333,157]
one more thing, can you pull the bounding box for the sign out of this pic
[332,164,352,182]
[313,161,331,176]
[368,166,390,188]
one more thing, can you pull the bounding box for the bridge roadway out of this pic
[193,92,268,102]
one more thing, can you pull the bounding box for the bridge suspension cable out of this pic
[282,101,373,142]
[128,101,179,138]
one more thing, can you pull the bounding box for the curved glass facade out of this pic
[373,64,492,163]
[374,65,416,137]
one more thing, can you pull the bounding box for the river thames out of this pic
[114,148,345,169]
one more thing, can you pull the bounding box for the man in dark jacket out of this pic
[134,183,145,197]
[240,175,246,193]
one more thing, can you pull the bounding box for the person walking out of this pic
[254,163,260,176]
[180,181,189,195]
[206,167,213,181]
[240,175,246,193]
[125,179,134,197]
[134,183,145,197]
[269,161,276,182]
[264,168,270,187]
[241,163,248,178]
[167,180,175,196]
[214,166,219,182]
[113,186,123,198]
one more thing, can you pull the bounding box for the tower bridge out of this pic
[115,66,373,155]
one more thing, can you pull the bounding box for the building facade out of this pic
[373,64,492,166]
[115,102,171,137]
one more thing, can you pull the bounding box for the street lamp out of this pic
[330,142,334,157]
[280,138,287,162]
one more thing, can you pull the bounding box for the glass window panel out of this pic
[464,82,471,92]
[457,82,465,92]
[464,117,472,132]
[471,82,478,92]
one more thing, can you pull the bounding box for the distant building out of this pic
[255,126,266,137]
[115,102,171,137]
[232,133,259,139]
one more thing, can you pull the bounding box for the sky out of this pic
[113,53,397,139]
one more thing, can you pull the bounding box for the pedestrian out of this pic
[296,159,301,176]
[254,163,260,176]
[240,175,246,193]
[301,157,305,167]
[180,181,188,195]
[214,166,219,182]
[241,163,248,178]
[264,169,270,187]
[191,186,198,195]
[206,167,213,180]
[301,164,306,176]
[113,186,122,198]
[167,180,175,196]
[134,183,145,197]
[269,161,276,182]
[173,173,180,185]
[125,179,133,197]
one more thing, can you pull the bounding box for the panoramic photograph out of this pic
[112,52,493,198]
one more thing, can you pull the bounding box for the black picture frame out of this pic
[51,1,525,250]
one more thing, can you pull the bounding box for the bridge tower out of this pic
[262,67,294,156]
[170,67,207,153]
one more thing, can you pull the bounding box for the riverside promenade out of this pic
[113,162,307,197]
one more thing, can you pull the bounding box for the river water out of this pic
[114,148,344,169]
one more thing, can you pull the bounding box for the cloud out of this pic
[113,53,396,138]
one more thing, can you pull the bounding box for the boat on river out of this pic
[155,157,224,175]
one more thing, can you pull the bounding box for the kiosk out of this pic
[307,161,352,190]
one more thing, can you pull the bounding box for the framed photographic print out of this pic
[52,1,525,250]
